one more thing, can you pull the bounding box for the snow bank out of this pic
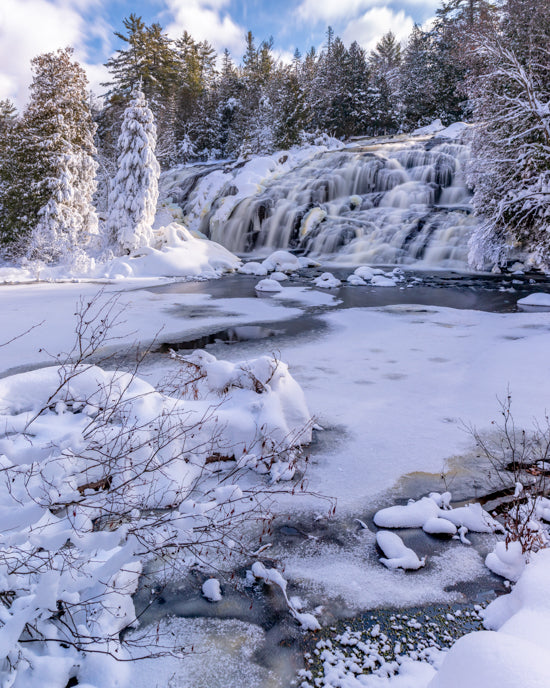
[101,223,240,279]
[429,549,550,688]
[0,223,241,283]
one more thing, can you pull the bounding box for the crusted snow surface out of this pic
[128,617,282,688]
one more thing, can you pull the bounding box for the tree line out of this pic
[0,0,548,270]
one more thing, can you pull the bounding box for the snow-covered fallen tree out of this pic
[0,301,314,687]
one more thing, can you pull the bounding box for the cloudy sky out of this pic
[0,0,440,107]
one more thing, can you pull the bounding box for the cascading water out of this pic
[172,136,478,268]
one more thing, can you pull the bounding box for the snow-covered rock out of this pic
[374,497,440,529]
[238,261,268,276]
[313,272,341,289]
[262,250,301,273]
[371,275,397,287]
[255,278,283,292]
[430,549,550,688]
[485,540,526,582]
[376,531,426,570]
[202,578,222,602]
[347,274,367,286]
[423,517,457,536]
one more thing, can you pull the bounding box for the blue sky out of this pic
[0,0,440,106]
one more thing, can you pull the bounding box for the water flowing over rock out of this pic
[167,136,478,269]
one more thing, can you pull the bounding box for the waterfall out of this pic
[172,137,478,268]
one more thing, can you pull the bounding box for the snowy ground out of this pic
[2,272,550,688]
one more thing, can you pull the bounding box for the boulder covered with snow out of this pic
[376,531,426,570]
[313,272,341,289]
[262,250,301,273]
[238,261,268,276]
[202,578,222,602]
[255,278,283,292]
[485,540,526,582]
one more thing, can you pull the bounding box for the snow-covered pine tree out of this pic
[108,89,160,253]
[0,49,98,262]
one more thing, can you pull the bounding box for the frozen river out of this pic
[1,268,550,687]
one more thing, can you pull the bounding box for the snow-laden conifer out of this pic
[108,89,160,253]
[1,49,98,261]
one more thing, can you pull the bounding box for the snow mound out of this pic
[102,223,240,279]
[371,275,397,287]
[376,531,426,570]
[347,274,367,286]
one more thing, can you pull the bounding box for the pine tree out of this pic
[107,90,160,254]
[0,49,98,260]
[369,32,402,133]
[400,25,438,129]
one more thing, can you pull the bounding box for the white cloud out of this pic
[164,0,245,58]
[296,0,439,24]
[297,0,377,23]
[0,0,107,107]
[341,6,414,51]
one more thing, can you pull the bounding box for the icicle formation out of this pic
[108,89,160,253]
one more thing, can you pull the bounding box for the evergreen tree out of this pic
[0,49,98,260]
[107,90,160,254]
[369,32,402,133]
[399,25,438,128]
